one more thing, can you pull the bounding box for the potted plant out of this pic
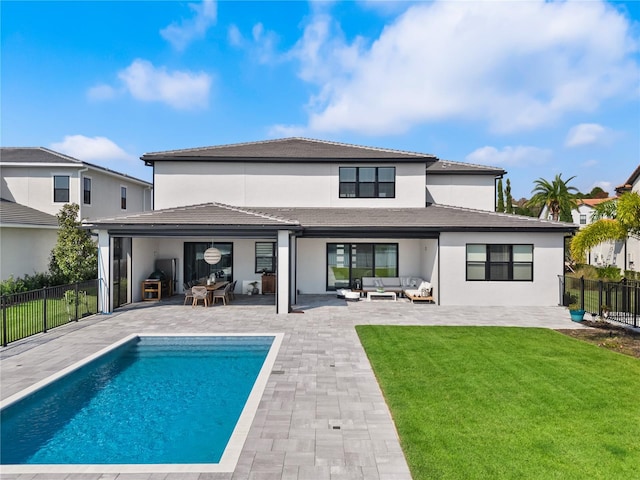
[568,302,585,322]
[248,281,259,295]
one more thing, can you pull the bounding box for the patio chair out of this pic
[228,280,237,300]
[191,286,209,307]
[212,283,232,305]
[183,283,194,305]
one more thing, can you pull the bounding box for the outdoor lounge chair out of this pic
[191,286,209,307]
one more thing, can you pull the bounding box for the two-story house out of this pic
[86,138,574,314]
[0,147,153,280]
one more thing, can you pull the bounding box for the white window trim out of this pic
[83,175,93,206]
[52,174,71,204]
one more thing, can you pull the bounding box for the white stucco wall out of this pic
[438,231,566,306]
[427,174,496,211]
[295,237,438,295]
[0,226,58,280]
[153,162,426,209]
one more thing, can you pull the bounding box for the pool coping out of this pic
[1,332,284,474]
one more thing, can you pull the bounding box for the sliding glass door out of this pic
[184,242,233,284]
[326,243,398,290]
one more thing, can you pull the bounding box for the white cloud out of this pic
[50,135,136,163]
[283,0,638,135]
[118,59,212,110]
[86,84,117,101]
[228,22,280,65]
[565,123,611,147]
[466,146,552,167]
[160,0,217,51]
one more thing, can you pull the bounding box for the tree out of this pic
[496,178,505,213]
[570,192,640,263]
[49,203,98,283]
[505,179,513,214]
[587,186,609,199]
[527,174,579,222]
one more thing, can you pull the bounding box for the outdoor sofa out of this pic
[361,276,425,294]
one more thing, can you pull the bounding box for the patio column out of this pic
[97,229,111,314]
[276,230,291,315]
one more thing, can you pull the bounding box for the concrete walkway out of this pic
[0,297,585,480]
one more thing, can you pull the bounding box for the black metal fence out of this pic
[1,279,99,347]
[560,275,639,328]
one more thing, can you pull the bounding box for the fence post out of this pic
[75,282,79,322]
[2,296,7,347]
[42,287,48,333]
[598,280,603,316]
[580,276,585,310]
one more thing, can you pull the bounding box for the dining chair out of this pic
[212,283,232,305]
[191,286,209,307]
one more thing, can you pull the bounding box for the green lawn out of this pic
[357,326,640,480]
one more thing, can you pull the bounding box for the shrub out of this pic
[0,271,66,295]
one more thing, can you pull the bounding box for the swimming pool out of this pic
[0,333,283,474]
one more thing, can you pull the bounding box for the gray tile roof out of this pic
[427,159,505,176]
[87,202,574,233]
[1,147,80,165]
[141,137,438,163]
[1,147,152,186]
[0,199,58,227]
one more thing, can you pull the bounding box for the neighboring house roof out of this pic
[85,202,575,235]
[141,137,439,164]
[427,159,505,176]
[0,198,58,228]
[0,147,152,187]
[615,164,640,194]
[578,197,616,207]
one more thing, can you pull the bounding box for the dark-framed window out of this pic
[120,186,127,210]
[83,177,92,205]
[255,242,276,273]
[326,243,398,290]
[466,244,533,281]
[184,242,234,284]
[339,167,395,198]
[53,175,70,202]
[579,214,587,225]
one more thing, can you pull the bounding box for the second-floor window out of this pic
[121,187,127,210]
[83,177,92,205]
[53,175,69,202]
[579,214,587,225]
[339,167,395,198]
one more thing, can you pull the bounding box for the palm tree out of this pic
[527,174,579,222]
[570,192,640,262]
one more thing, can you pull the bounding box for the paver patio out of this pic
[0,296,586,480]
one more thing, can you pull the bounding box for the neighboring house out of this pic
[573,198,625,269]
[615,164,640,273]
[0,199,58,279]
[0,147,153,281]
[86,138,575,314]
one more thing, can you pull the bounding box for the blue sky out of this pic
[2,0,639,200]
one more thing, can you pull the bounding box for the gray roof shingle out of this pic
[0,199,58,227]
[86,202,574,233]
[427,159,505,176]
[1,147,152,186]
[141,137,438,163]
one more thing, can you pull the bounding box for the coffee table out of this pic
[367,291,397,301]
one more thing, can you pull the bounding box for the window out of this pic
[184,242,234,283]
[466,244,533,281]
[255,242,276,273]
[339,167,395,198]
[53,176,69,202]
[120,186,127,209]
[327,243,398,290]
[579,214,587,225]
[83,177,92,205]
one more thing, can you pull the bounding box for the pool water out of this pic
[1,335,274,465]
